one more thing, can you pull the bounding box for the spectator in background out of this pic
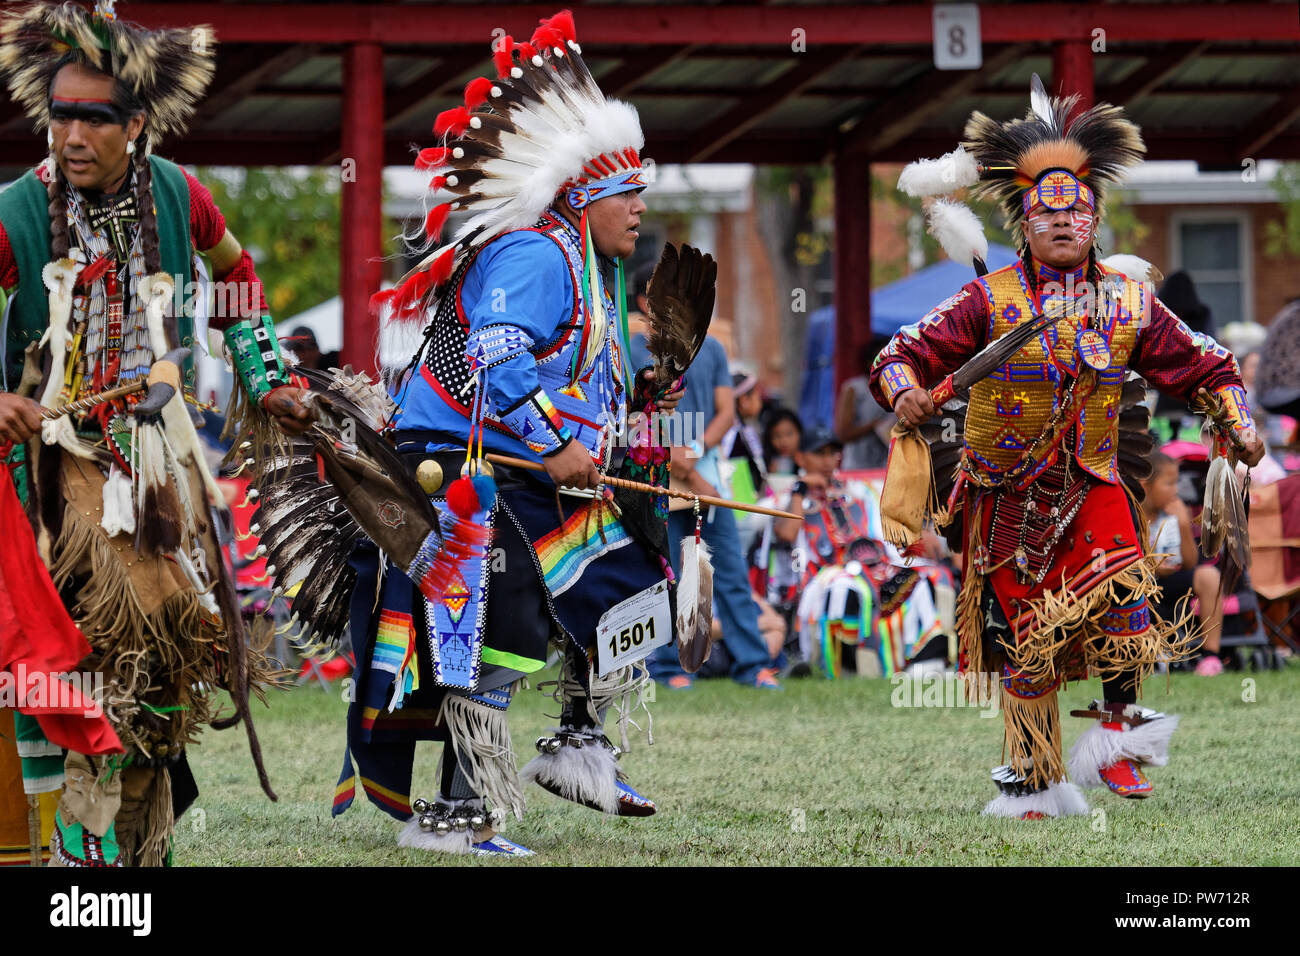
[630,309,782,690]
[758,427,951,675]
[723,368,770,556]
[835,338,895,471]
[763,407,803,476]
[1142,450,1223,676]
[722,369,768,499]
[1153,272,1213,429]
[287,325,340,371]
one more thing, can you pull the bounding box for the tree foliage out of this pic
[1264,161,1300,259]
[194,166,342,319]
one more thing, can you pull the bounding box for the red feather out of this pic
[430,175,447,192]
[414,147,451,171]
[408,270,434,299]
[516,42,539,63]
[424,203,451,241]
[430,248,456,287]
[463,76,494,109]
[547,10,578,44]
[416,515,491,605]
[531,25,563,51]
[76,254,113,289]
[368,288,397,317]
[492,35,515,78]
[433,106,471,138]
[446,476,479,519]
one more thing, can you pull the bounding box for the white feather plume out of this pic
[897,146,980,197]
[926,199,988,268]
[1029,73,1055,130]
[1100,254,1163,285]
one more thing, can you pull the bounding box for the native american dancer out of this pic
[238,11,711,858]
[0,2,311,866]
[869,77,1265,818]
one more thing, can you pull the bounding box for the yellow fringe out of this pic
[1005,553,1198,692]
[1002,686,1066,790]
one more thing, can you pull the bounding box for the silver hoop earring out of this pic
[126,139,136,155]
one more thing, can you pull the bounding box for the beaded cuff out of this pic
[500,387,572,457]
[466,323,533,369]
[878,361,922,408]
[223,314,289,402]
[1212,383,1255,433]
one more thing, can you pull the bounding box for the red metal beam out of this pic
[116,5,1300,45]
[340,44,384,376]
[12,128,1300,169]
[833,151,872,396]
[1052,38,1094,111]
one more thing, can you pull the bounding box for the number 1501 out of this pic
[608,617,655,656]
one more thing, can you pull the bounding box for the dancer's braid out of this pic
[134,150,162,275]
[46,163,71,260]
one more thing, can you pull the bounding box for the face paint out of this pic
[1070,209,1094,244]
[1028,214,1053,234]
[50,97,128,127]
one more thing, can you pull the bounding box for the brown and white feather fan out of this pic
[675,533,714,673]
[645,242,717,390]
[1201,456,1250,594]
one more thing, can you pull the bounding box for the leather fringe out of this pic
[440,694,525,823]
[1005,553,1197,692]
[1002,685,1066,790]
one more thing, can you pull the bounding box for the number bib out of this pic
[595,580,672,676]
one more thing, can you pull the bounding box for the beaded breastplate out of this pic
[963,261,1146,488]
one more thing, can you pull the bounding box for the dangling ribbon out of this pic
[574,208,608,379]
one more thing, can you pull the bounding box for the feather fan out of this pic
[644,242,717,391]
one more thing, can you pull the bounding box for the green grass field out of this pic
[174,664,1300,866]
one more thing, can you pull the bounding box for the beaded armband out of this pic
[878,361,922,408]
[223,314,290,402]
[1212,383,1255,433]
[500,387,572,457]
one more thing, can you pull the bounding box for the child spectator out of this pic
[835,339,895,471]
[763,407,803,477]
[1142,450,1224,675]
[756,427,952,675]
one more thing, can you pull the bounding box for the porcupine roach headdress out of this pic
[897,74,1145,263]
[0,1,215,148]
[373,8,648,374]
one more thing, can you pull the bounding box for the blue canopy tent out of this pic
[870,244,1018,336]
[799,245,1018,428]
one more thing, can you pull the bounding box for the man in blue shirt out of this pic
[630,275,782,690]
[333,13,687,858]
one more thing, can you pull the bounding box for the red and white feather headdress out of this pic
[374,9,649,372]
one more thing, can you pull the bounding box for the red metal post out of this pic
[1052,37,1095,112]
[833,150,872,395]
[340,42,384,375]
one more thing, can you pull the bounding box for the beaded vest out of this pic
[963,260,1147,488]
